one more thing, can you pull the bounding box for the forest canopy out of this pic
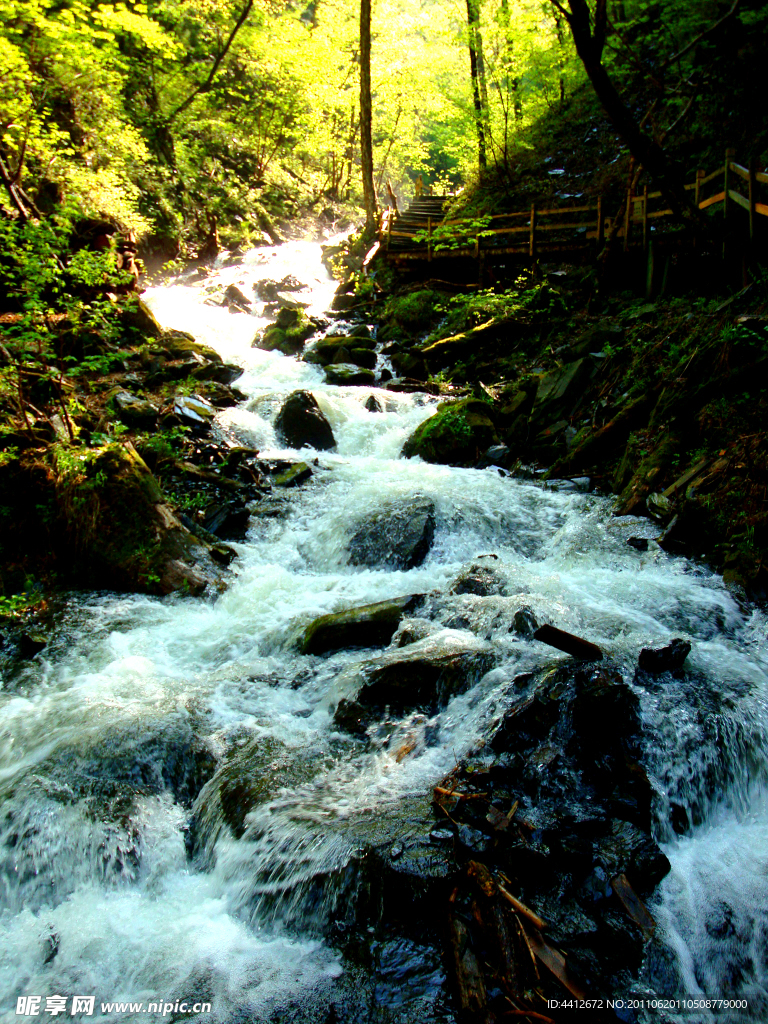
[0,0,766,246]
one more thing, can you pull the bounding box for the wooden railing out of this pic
[380,150,768,264]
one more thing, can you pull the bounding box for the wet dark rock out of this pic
[393,617,437,647]
[190,361,244,385]
[19,632,47,658]
[203,500,250,541]
[205,383,246,408]
[348,324,373,341]
[274,390,336,450]
[209,544,236,566]
[324,363,376,386]
[512,607,539,638]
[348,496,435,570]
[300,594,424,655]
[627,536,649,552]
[334,633,495,726]
[365,394,383,413]
[224,283,251,311]
[450,563,506,597]
[637,638,691,674]
[529,358,594,428]
[477,444,510,468]
[44,715,217,818]
[253,275,303,302]
[331,292,358,312]
[189,736,328,854]
[303,337,350,366]
[349,347,377,370]
[273,461,312,487]
[113,390,159,428]
[390,349,429,380]
[533,623,603,661]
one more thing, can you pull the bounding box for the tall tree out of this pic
[359,0,377,234]
[466,0,488,170]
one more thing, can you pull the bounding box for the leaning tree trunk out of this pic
[552,0,697,224]
[466,0,488,172]
[359,0,377,236]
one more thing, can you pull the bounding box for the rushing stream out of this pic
[2,238,768,1023]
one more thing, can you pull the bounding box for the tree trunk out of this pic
[553,0,697,223]
[359,0,377,235]
[466,0,487,171]
[499,0,522,121]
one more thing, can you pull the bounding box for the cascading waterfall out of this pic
[1,237,768,1023]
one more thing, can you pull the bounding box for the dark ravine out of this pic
[1,237,767,1024]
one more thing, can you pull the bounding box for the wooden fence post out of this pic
[723,147,736,260]
[386,211,392,252]
[529,202,536,259]
[695,169,704,208]
[427,217,432,262]
[597,196,604,247]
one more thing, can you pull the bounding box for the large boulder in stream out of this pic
[254,308,316,356]
[333,632,495,732]
[300,594,424,655]
[348,496,435,569]
[402,398,498,467]
[304,335,376,367]
[324,363,376,386]
[274,390,336,450]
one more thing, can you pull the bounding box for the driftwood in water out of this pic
[534,623,603,661]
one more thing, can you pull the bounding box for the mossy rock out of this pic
[300,595,423,655]
[55,441,215,595]
[273,462,312,487]
[421,319,502,370]
[256,309,316,355]
[324,364,376,386]
[401,398,498,466]
[161,330,222,364]
[303,338,341,365]
[124,298,163,339]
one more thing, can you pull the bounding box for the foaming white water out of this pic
[3,241,768,1021]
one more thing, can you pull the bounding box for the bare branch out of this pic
[663,0,741,69]
[546,0,571,23]
[166,0,255,124]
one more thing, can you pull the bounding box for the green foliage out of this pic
[384,290,441,332]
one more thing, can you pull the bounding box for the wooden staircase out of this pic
[383,195,449,254]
